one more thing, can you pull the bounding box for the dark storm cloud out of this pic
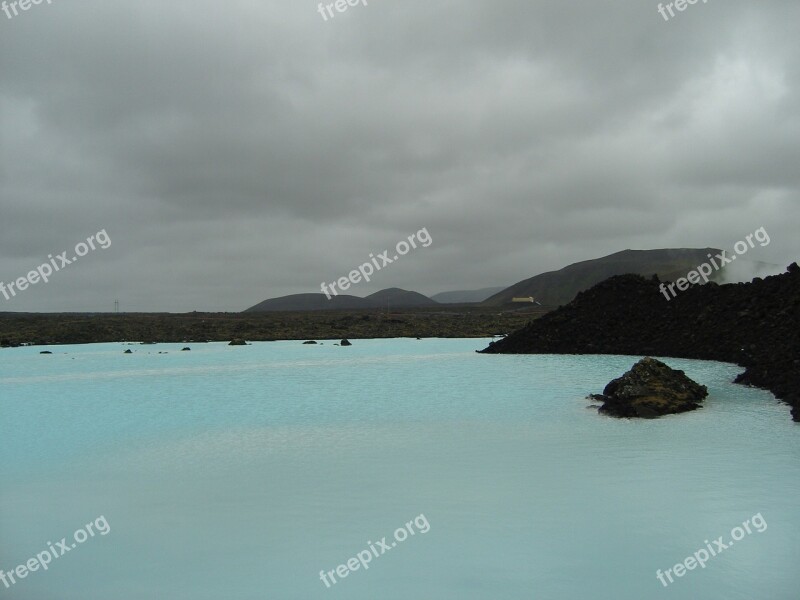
[1,0,798,311]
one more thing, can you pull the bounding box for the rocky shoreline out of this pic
[481,264,800,422]
[0,306,547,347]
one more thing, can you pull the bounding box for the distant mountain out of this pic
[245,249,780,312]
[365,288,439,308]
[244,294,368,312]
[244,288,438,312]
[431,287,506,304]
[483,248,726,307]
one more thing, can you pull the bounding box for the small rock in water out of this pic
[590,357,707,419]
[124,349,133,354]
[182,347,191,351]
[303,341,318,345]
[340,339,352,347]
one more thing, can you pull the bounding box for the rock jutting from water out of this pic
[590,357,708,418]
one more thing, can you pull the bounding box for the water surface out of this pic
[0,340,797,599]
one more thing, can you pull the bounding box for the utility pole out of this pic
[114,300,119,313]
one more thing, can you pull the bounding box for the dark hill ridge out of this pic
[364,288,437,308]
[244,288,438,312]
[483,248,725,307]
[246,247,776,312]
[244,293,367,312]
[480,264,800,422]
[431,287,506,304]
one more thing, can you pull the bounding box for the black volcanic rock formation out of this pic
[481,264,800,422]
[590,357,708,418]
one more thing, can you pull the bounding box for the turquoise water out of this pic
[0,339,798,599]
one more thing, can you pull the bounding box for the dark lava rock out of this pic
[181,347,191,351]
[591,357,707,418]
[341,339,352,346]
[481,264,800,422]
[40,351,53,355]
[229,338,247,346]
[303,341,318,345]
[124,349,133,354]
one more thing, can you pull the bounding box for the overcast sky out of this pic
[1,0,798,312]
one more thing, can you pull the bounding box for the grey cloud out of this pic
[1,0,798,311]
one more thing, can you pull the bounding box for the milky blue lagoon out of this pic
[1,339,798,599]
